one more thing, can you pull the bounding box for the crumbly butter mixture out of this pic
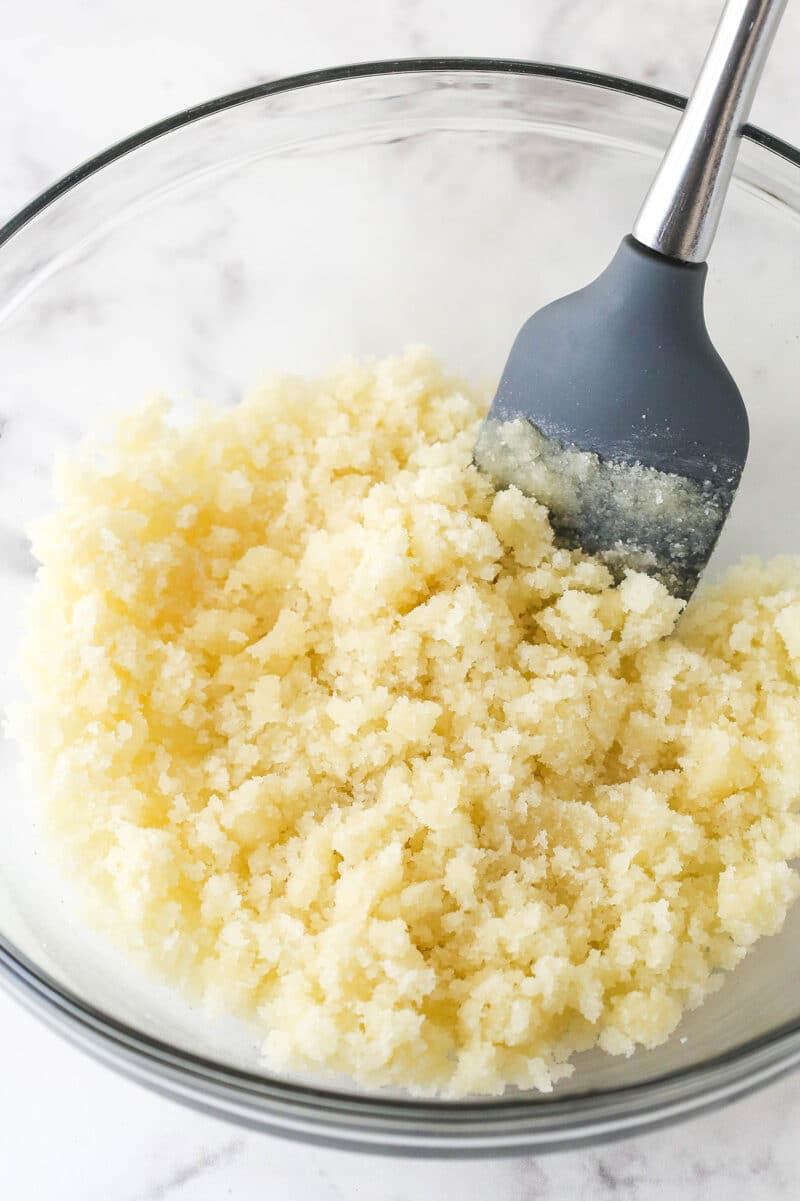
[16,350,800,1096]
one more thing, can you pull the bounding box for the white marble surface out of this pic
[2,1,800,1197]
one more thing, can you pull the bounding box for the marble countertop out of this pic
[2,2,800,1198]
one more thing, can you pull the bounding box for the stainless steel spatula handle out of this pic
[633,0,788,264]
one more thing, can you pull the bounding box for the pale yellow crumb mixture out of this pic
[15,349,800,1097]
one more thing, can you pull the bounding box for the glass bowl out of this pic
[1,59,800,1156]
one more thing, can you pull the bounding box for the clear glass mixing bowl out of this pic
[1,60,800,1156]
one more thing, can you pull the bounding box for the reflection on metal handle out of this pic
[632,0,788,263]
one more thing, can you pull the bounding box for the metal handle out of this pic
[632,0,788,263]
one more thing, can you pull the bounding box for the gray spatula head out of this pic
[474,236,748,599]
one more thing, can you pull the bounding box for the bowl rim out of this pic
[2,56,800,1150]
[1,55,800,254]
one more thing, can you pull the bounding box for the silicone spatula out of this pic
[475,0,788,598]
